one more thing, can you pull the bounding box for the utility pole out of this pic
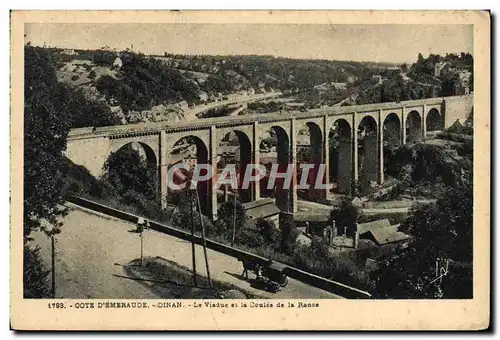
[136,218,148,267]
[189,189,197,287]
[140,232,144,267]
[195,187,213,288]
[51,235,55,298]
[231,189,237,247]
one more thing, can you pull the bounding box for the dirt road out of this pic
[184,91,282,120]
[32,204,341,299]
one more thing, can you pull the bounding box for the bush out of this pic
[385,142,472,188]
[291,242,371,290]
[439,131,473,143]
[212,199,247,238]
[88,70,97,79]
[92,49,117,66]
[120,190,161,218]
[23,244,51,298]
[71,75,79,81]
[279,219,299,254]
[62,157,109,198]
[235,225,266,248]
[256,218,282,249]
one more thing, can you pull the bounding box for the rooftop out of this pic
[357,219,392,235]
[242,198,280,220]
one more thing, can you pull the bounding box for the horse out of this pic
[239,258,261,279]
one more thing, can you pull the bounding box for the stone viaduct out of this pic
[65,94,473,220]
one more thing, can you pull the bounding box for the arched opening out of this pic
[358,116,378,194]
[383,113,401,179]
[296,122,323,201]
[103,141,159,203]
[259,126,291,211]
[426,108,444,133]
[383,113,401,147]
[328,119,352,195]
[167,136,211,214]
[406,110,422,142]
[114,141,158,166]
[216,130,252,205]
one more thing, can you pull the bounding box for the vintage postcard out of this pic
[10,10,490,330]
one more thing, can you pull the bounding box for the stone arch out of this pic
[296,121,323,200]
[217,129,253,203]
[112,140,158,166]
[259,125,292,211]
[406,110,422,142]
[382,113,401,181]
[303,122,323,163]
[167,135,211,214]
[104,141,160,200]
[358,116,378,193]
[169,135,209,165]
[329,118,352,194]
[426,108,444,132]
[383,113,401,147]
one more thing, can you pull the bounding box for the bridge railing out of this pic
[67,95,472,139]
[68,195,372,299]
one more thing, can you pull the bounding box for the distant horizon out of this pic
[27,42,417,66]
[24,24,473,64]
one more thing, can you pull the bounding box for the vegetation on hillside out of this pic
[23,244,51,298]
[368,116,474,298]
[161,53,385,91]
[371,182,473,298]
[354,52,473,105]
[95,52,200,112]
[56,47,402,114]
[24,43,133,234]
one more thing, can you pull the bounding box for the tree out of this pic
[67,89,121,128]
[280,218,299,254]
[418,53,424,63]
[23,244,51,298]
[24,45,73,238]
[91,49,117,66]
[100,145,158,201]
[256,218,282,249]
[330,198,359,236]
[440,72,460,97]
[172,190,202,232]
[371,183,472,299]
[214,198,247,240]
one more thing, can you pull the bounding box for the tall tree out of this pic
[24,45,72,238]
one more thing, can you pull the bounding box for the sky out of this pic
[24,23,473,64]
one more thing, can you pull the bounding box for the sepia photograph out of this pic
[10,10,490,330]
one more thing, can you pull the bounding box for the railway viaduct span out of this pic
[66,94,473,220]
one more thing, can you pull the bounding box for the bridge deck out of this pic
[68,95,470,139]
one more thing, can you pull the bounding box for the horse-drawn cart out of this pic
[239,257,289,293]
[261,262,289,292]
